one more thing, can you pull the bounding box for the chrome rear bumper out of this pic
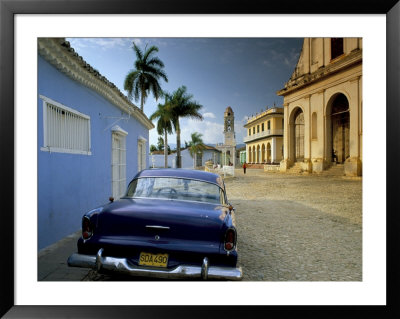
[68,248,242,281]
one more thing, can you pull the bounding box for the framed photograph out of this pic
[1,0,399,317]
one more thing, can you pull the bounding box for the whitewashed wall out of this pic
[149,153,176,168]
[149,148,221,169]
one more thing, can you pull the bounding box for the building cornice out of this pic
[277,49,362,97]
[281,71,362,105]
[244,108,284,128]
[38,38,154,130]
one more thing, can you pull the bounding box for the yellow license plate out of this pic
[139,252,169,268]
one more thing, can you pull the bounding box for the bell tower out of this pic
[215,106,237,166]
[224,106,235,146]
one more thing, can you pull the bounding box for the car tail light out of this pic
[82,216,93,239]
[224,228,236,251]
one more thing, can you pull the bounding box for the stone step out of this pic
[319,164,345,176]
[286,163,304,174]
[247,163,266,169]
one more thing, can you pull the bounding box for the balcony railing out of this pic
[243,129,283,143]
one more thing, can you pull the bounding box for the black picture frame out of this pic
[1,0,399,318]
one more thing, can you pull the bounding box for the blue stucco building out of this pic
[38,38,154,250]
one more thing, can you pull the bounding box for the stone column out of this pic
[271,137,276,163]
[345,76,362,176]
[304,95,312,172]
[280,103,291,171]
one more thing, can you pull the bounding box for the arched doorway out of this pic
[261,144,265,162]
[252,146,256,163]
[266,143,271,163]
[294,109,305,161]
[226,150,231,165]
[330,94,350,163]
[256,145,260,163]
[248,146,252,162]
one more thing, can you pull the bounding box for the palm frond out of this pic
[124,70,139,100]
[149,102,174,139]
[148,78,163,101]
[132,42,143,61]
[142,65,169,83]
[143,46,160,63]
[146,57,165,68]
[188,132,205,158]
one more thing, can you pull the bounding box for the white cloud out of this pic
[67,38,132,51]
[150,38,170,47]
[130,38,143,46]
[68,37,164,53]
[202,112,216,119]
[240,115,249,122]
[179,118,223,145]
[235,117,248,135]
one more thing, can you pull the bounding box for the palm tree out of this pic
[124,42,168,111]
[157,136,164,151]
[169,86,203,168]
[149,100,173,168]
[188,132,206,169]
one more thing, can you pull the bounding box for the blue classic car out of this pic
[68,169,242,280]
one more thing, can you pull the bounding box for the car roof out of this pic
[134,169,224,187]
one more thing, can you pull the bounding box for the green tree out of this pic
[150,144,157,152]
[169,86,203,168]
[157,136,164,151]
[149,99,173,168]
[188,132,206,168]
[124,42,168,112]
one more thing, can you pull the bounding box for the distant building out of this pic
[236,145,247,165]
[201,145,222,167]
[277,38,362,176]
[174,148,194,169]
[149,151,175,168]
[216,106,237,166]
[243,107,284,164]
[38,38,154,250]
[150,145,221,169]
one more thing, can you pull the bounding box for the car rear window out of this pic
[125,177,225,204]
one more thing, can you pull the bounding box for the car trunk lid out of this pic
[96,198,229,245]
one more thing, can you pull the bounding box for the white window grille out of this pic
[111,126,127,199]
[40,95,91,155]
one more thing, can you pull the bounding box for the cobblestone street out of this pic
[226,169,362,281]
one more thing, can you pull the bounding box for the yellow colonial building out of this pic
[277,38,362,176]
[243,107,284,164]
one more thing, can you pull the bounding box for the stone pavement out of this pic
[38,231,90,281]
[226,168,362,281]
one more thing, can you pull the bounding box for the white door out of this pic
[112,133,126,198]
[138,140,146,171]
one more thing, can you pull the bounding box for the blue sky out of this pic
[66,37,303,148]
